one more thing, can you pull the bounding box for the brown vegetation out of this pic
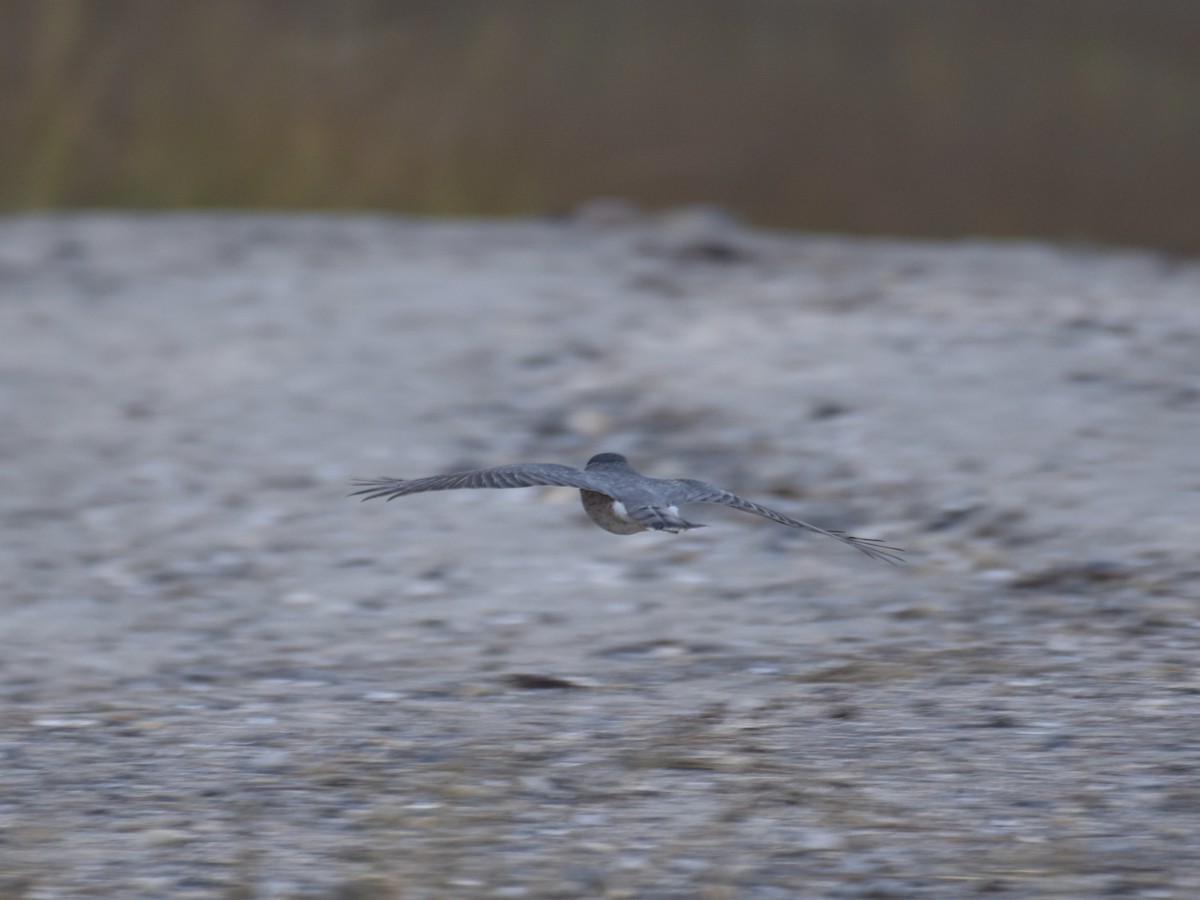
[2,0,1199,250]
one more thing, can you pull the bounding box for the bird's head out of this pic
[586,452,629,468]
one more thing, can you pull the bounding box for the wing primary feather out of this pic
[679,483,904,564]
[349,462,603,502]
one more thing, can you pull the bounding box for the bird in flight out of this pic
[352,452,902,564]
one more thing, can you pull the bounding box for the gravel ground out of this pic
[1,210,1199,899]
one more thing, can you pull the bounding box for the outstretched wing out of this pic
[350,463,608,502]
[676,481,904,565]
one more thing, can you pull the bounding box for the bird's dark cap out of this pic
[586,452,628,466]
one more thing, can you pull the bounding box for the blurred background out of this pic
[3,0,1199,253]
[6,5,1200,895]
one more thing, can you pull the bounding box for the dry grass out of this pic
[2,0,1199,251]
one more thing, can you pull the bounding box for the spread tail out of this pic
[630,506,706,534]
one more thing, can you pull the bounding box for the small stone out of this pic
[797,829,846,851]
[33,717,99,728]
[363,690,403,702]
[503,673,587,690]
[565,408,611,437]
[140,828,193,847]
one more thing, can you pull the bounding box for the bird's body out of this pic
[579,490,648,534]
[352,452,902,563]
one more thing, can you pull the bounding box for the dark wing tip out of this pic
[706,490,905,565]
[801,525,904,565]
[839,533,907,565]
[348,478,406,501]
